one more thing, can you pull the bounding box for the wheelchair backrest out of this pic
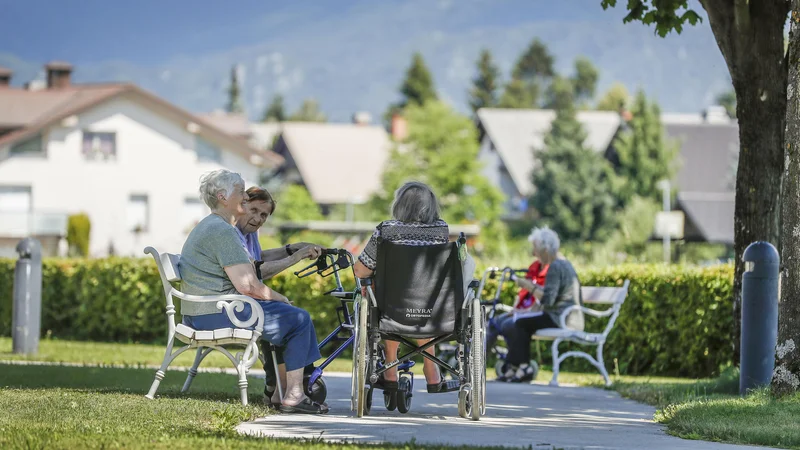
[374,240,464,338]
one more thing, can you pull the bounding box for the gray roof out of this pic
[677,192,735,244]
[280,122,391,204]
[665,120,739,244]
[477,108,621,196]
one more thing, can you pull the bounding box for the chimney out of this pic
[0,67,11,88]
[618,105,633,122]
[352,111,372,125]
[390,113,408,141]
[703,105,731,124]
[45,61,73,89]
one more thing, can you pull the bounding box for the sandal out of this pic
[278,397,329,415]
[427,376,460,393]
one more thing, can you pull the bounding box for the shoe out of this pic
[278,397,329,414]
[427,376,460,393]
[510,363,535,383]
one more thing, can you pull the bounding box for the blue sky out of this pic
[0,0,639,65]
[0,0,726,120]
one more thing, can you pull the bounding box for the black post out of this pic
[739,241,779,395]
[12,238,42,355]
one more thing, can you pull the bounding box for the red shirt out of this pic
[516,260,548,310]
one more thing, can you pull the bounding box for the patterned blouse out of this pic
[358,219,450,271]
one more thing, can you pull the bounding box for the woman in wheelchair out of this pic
[499,227,584,382]
[353,181,461,395]
[180,169,327,414]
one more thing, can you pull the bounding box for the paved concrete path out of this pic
[238,373,770,450]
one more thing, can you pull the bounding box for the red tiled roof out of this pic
[0,83,283,167]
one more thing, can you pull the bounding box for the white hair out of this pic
[528,226,560,259]
[391,181,441,224]
[198,169,244,209]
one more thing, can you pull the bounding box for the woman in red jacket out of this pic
[484,235,550,354]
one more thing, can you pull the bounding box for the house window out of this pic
[195,137,221,163]
[127,194,149,233]
[10,134,44,156]
[181,197,206,233]
[0,186,32,212]
[82,131,117,160]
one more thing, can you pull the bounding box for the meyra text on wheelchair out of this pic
[352,233,487,420]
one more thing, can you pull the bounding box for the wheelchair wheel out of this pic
[351,296,369,417]
[383,389,397,411]
[396,376,412,414]
[364,386,373,416]
[304,374,327,405]
[469,299,486,420]
[458,386,471,419]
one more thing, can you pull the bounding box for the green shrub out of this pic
[66,213,91,257]
[0,257,734,377]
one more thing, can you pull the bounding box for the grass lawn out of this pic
[0,364,518,450]
[613,368,800,449]
[0,337,353,373]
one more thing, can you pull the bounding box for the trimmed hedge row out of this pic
[0,258,734,378]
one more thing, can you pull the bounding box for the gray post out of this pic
[12,237,42,355]
[739,241,779,395]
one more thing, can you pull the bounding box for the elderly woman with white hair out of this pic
[180,169,327,414]
[498,227,584,382]
[353,181,461,396]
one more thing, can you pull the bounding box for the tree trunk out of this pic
[701,0,788,366]
[774,3,800,397]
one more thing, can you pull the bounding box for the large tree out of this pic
[500,38,555,108]
[601,0,789,376]
[371,101,504,231]
[288,98,327,122]
[226,64,244,114]
[775,0,800,396]
[400,52,438,108]
[596,82,631,112]
[270,184,323,222]
[262,94,286,122]
[611,90,679,208]
[571,56,600,107]
[468,49,501,116]
[531,77,618,242]
[498,77,535,108]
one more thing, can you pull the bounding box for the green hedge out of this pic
[0,258,734,377]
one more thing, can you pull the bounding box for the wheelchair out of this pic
[351,234,487,420]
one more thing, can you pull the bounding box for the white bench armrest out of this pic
[173,291,265,331]
[557,304,615,329]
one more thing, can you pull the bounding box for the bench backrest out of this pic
[581,279,629,339]
[581,279,630,305]
[144,246,182,334]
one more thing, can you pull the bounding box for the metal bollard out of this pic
[739,241,779,395]
[12,238,42,355]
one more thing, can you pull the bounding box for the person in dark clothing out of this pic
[499,227,584,382]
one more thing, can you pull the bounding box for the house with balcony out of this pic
[0,62,282,257]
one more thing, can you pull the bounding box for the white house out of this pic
[0,62,283,257]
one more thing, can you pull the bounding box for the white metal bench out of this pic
[144,246,269,406]
[532,280,630,387]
